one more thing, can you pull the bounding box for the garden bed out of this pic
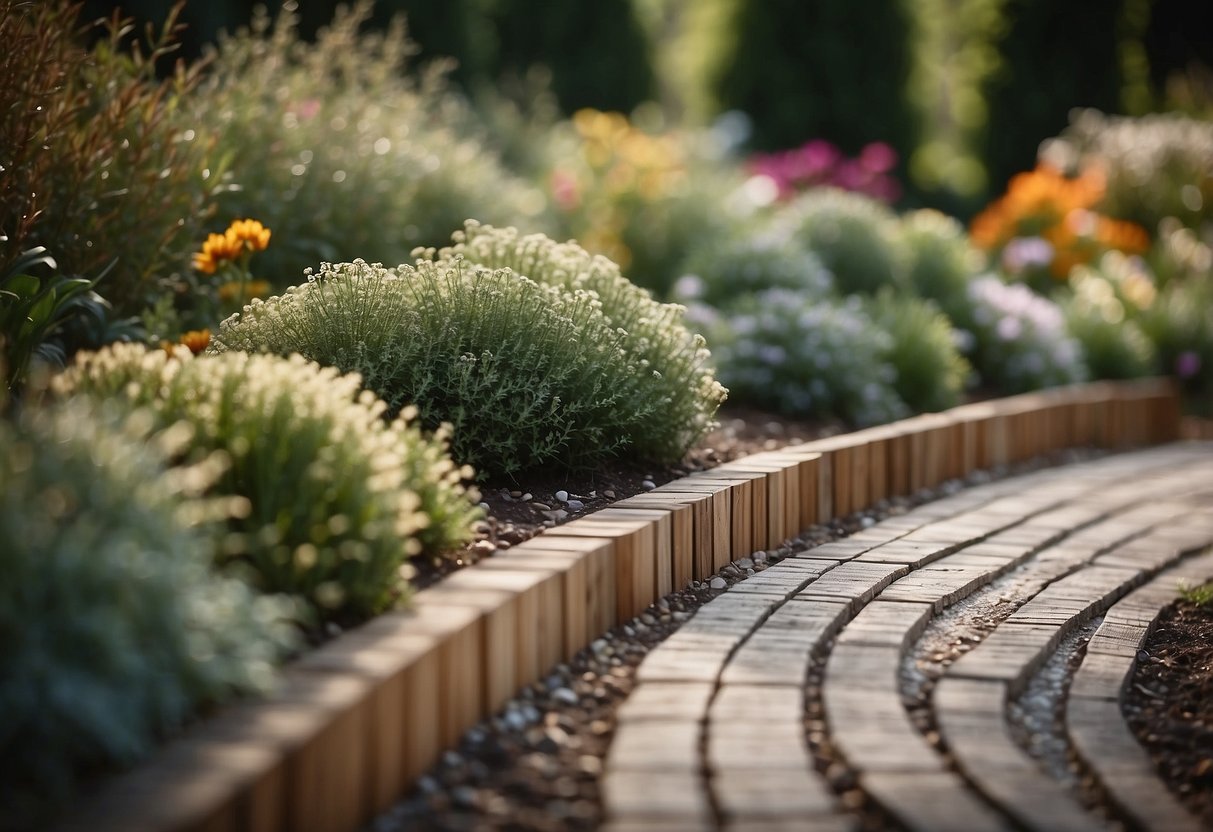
[56,378,1180,832]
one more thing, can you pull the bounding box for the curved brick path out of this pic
[600,444,1213,832]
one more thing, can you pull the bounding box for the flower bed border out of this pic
[58,379,1182,832]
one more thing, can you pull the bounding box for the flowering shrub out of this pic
[865,291,970,412]
[1138,275,1213,413]
[546,108,748,295]
[747,140,902,203]
[957,276,1087,392]
[0,399,297,827]
[1062,271,1157,381]
[897,209,984,321]
[969,164,1150,291]
[55,346,476,621]
[184,3,547,284]
[690,290,906,426]
[672,226,833,308]
[782,188,907,295]
[1039,109,1213,234]
[212,241,725,476]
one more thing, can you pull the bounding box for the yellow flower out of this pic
[218,279,271,303]
[227,219,272,252]
[193,231,244,273]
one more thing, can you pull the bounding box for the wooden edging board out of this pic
[59,377,1183,832]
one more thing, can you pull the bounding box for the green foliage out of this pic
[710,0,919,161]
[1178,580,1213,607]
[0,1,222,318]
[54,346,475,621]
[213,237,725,477]
[0,398,297,828]
[1138,275,1213,413]
[1040,109,1213,233]
[689,290,907,426]
[865,291,970,413]
[958,275,1088,393]
[1061,257,1159,381]
[184,2,549,284]
[898,209,985,322]
[783,189,907,296]
[0,248,94,391]
[672,226,833,308]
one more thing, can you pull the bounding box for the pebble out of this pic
[521,492,533,502]
[641,480,656,490]
[566,499,584,511]
[736,556,754,569]
[709,577,727,590]
[531,502,551,510]
[552,687,579,706]
[469,539,496,558]
[753,551,769,564]
[553,490,568,502]
[604,490,616,499]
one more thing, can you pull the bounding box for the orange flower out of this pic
[178,329,211,355]
[227,218,271,251]
[193,231,244,273]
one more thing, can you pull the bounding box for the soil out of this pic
[413,404,845,588]
[1122,596,1213,826]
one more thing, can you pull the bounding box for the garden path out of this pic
[600,443,1213,832]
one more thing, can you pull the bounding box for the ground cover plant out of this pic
[54,345,479,622]
[0,398,298,828]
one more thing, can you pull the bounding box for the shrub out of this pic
[184,2,548,284]
[671,226,833,308]
[898,209,984,321]
[782,188,907,295]
[958,275,1088,393]
[0,398,296,827]
[1061,252,1159,381]
[690,290,907,426]
[0,1,221,317]
[1138,275,1213,413]
[864,290,970,412]
[212,245,725,477]
[54,346,476,621]
[1039,109,1213,233]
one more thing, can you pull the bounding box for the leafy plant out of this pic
[864,290,970,412]
[956,275,1088,393]
[672,225,833,308]
[0,397,297,828]
[0,248,94,391]
[897,209,984,322]
[690,289,907,426]
[212,244,725,478]
[1178,580,1213,607]
[1061,256,1158,381]
[54,346,476,621]
[183,1,547,284]
[782,188,907,295]
[0,0,223,318]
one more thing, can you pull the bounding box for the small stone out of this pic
[591,638,609,654]
[504,708,527,731]
[566,499,584,511]
[478,501,490,511]
[510,490,522,498]
[521,492,533,502]
[552,687,579,706]
[861,516,875,528]
[641,479,656,490]
[469,539,496,558]
[555,490,569,502]
[604,490,616,499]
[542,509,569,522]
[753,551,769,564]
[736,557,754,569]
[531,502,551,510]
[710,576,727,590]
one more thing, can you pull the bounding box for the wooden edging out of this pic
[60,378,1184,832]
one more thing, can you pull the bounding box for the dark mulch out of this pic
[1122,596,1213,825]
[413,404,844,588]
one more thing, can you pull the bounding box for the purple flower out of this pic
[1176,351,1202,379]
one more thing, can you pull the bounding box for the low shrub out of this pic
[671,226,833,308]
[212,242,725,477]
[897,209,984,321]
[781,188,906,295]
[958,275,1088,393]
[0,399,297,828]
[54,346,476,620]
[864,290,970,412]
[1061,255,1159,381]
[689,290,907,426]
[1138,275,1213,413]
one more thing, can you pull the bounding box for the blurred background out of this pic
[78,0,1213,217]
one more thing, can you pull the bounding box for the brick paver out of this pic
[601,444,1213,832]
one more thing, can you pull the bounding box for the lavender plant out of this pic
[691,290,907,425]
[957,276,1088,392]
